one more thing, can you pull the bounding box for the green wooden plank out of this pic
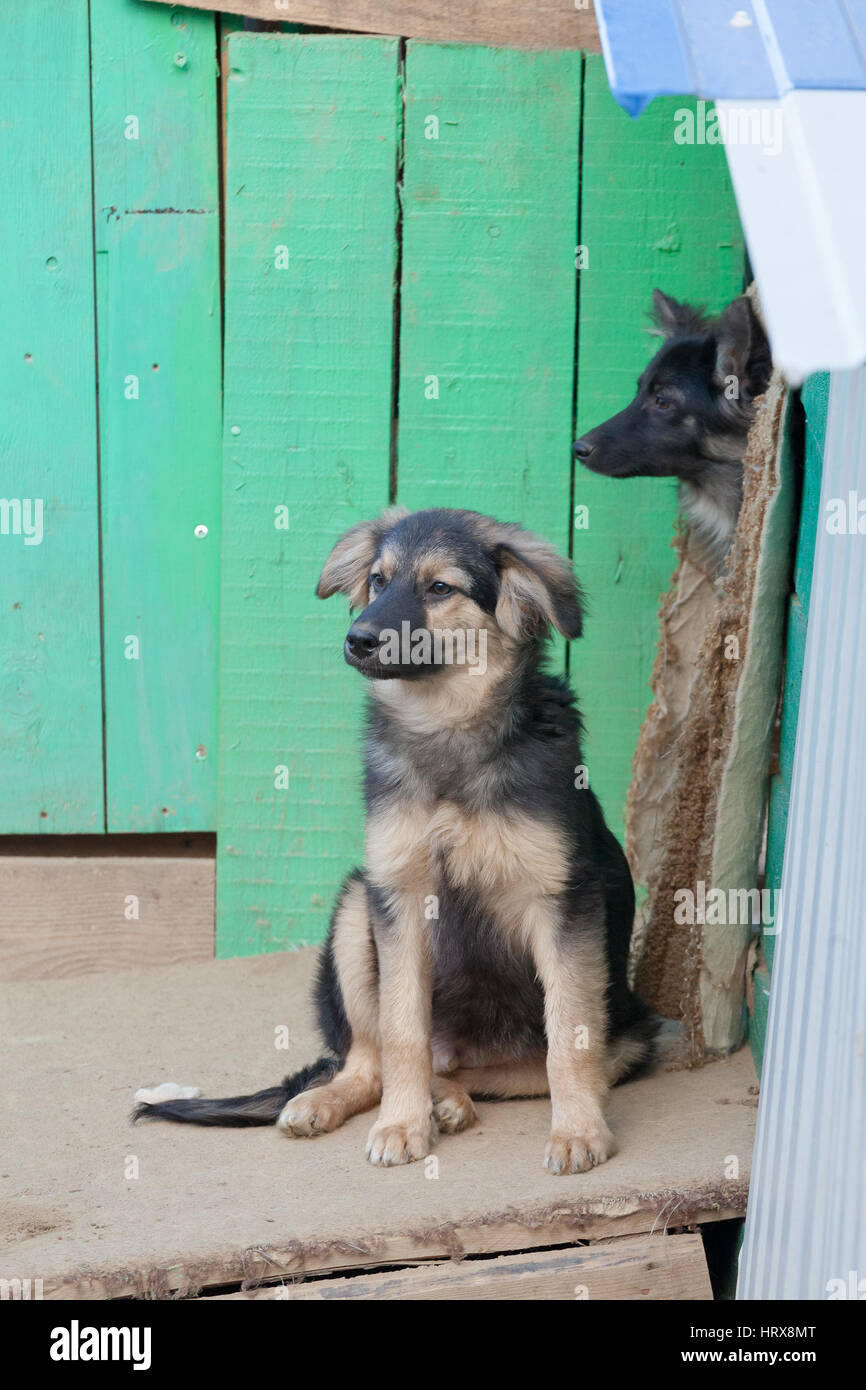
[396,41,581,604]
[795,372,829,618]
[778,594,807,789]
[0,1,103,833]
[216,34,399,957]
[91,0,221,832]
[748,965,771,1077]
[762,770,789,975]
[575,57,746,835]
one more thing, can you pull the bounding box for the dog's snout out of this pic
[345,624,379,658]
[573,438,594,459]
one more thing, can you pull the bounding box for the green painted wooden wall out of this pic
[92,0,222,832]
[216,35,399,956]
[0,0,220,834]
[0,3,104,833]
[0,12,747,960]
[575,57,745,830]
[215,37,744,956]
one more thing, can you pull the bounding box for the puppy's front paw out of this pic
[278,1088,343,1137]
[433,1090,477,1135]
[543,1122,616,1176]
[366,1117,434,1167]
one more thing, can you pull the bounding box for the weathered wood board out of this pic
[143,0,602,51]
[216,35,398,955]
[574,57,746,833]
[0,3,103,832]
[213,1231,712,1299]
[0,843,214,981]
[91,0,222,831]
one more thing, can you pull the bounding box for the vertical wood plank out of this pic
[397,43,580,578]
[91,0,222,831]
[0,0,103,832]
[216,34,398,956]
[575,57,745,833]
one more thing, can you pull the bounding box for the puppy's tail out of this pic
[132,1057,340,1128]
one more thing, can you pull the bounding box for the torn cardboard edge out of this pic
[628,288,794,1055]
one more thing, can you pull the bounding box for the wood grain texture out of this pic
[144,0,601,51]
[397,40,580,675]
[0,1,103,832]
[91,0,222,832]
[216,35,398,956]
[212,1231,712,1300]
[0,850,214,980]
[574,57,746,834]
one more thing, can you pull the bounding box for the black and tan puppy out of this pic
[574,291,772,572]
[136,508,655,1174]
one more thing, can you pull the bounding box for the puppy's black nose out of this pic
[573,438,594,459]
[345,625,379,658]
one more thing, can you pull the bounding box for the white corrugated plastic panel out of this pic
[738,366,866,1299]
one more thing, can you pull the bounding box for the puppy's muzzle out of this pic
[345,623,380,661]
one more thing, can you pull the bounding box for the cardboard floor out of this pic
[1,950,758,1297]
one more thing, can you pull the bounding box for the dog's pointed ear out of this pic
[490,527,584,641]
[316,506,408,609]
[713,297,771,399]
[650,288,708,339]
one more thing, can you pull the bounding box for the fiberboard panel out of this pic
[217,34,399,955]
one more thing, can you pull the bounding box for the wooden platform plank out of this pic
[216,35,398,956]
[212,1231,712,1300]
[0,852,214,982]
[143,0,601,51]
[0,949,757,1298]
[397,41,581,607]
[574,58,746,834]
[0,2,103,833]
[91,0,222,832]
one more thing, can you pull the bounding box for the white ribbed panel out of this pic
[738,367,866,1299]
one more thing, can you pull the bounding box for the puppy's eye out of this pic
[428,581,453,597]
[370,572,386,591]
[653,393,674,412]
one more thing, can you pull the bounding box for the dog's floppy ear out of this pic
[713,297,771,399]
[650,288,709,339]
[316,506,408,609]
[490,525,584,641]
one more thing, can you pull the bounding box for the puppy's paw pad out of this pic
[543,1125,617,1176]
[277,1091,342,1137]
[134,1082,202,1105]
[433,1093,477,1134]
[366,1119,434,1167]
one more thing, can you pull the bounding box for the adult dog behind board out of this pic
[136,508,655,1174]
[573,291,772,573]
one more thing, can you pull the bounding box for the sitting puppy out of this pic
[136,508,655,1174]
[574,291,772,573]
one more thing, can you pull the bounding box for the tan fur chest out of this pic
[365,798,571,934]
